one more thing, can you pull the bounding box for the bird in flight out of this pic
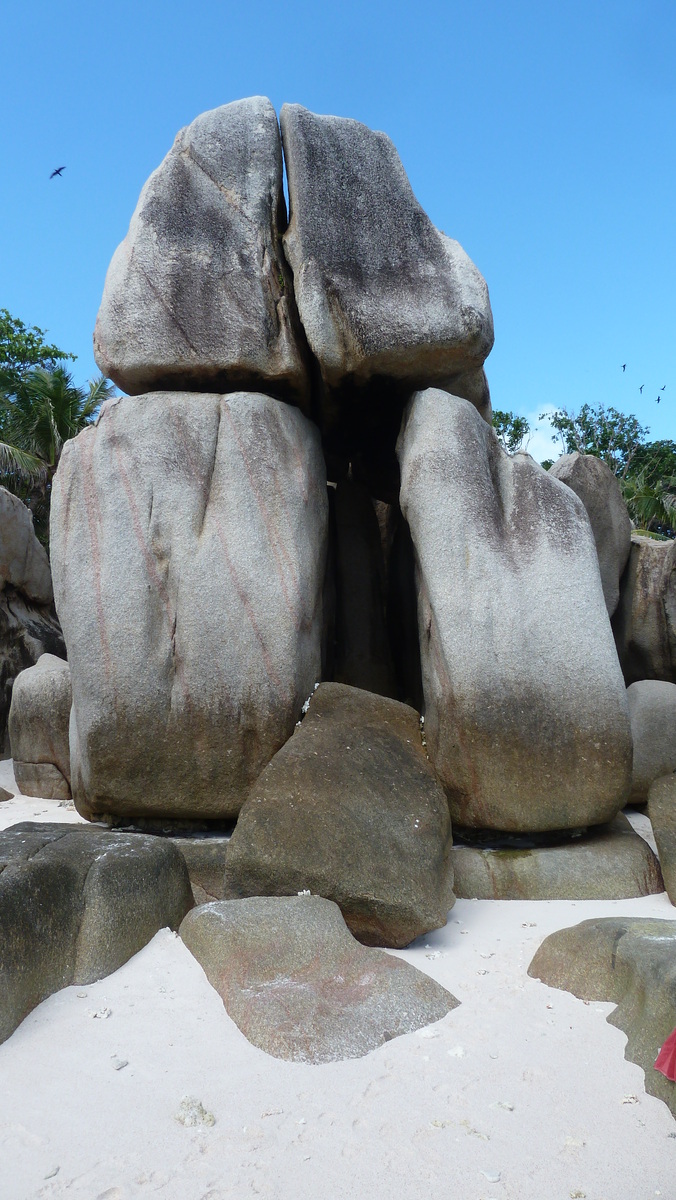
[656,396,661,404]
[661,385,667,391]
[49,166,65,179]
[622,363,626,371]
[639,384,644,393]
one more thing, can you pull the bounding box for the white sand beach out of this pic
[1,765,675,1200]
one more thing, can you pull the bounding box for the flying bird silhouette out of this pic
[639,384,644,393]
[661,385,667,391]
[656,396,661,404]
[49,166,65,179]
[622,363,626,371]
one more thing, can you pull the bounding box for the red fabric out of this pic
[655,1028,676,1081]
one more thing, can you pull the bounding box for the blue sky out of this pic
[2,0,675,460]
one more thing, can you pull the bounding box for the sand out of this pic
[1,763,675,1200]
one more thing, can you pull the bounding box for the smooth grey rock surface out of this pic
[627,680,676,803]
[549,453,631,616]
[12,761,70,801]
[648,774,676,904]
[528,917,676,1117]
[613,534,676,684]
[94,98,309,407]
[280,104,493,393]
[397,389,633,832]
[0,588,65,746]
[0,822,193,1044]
[50,390,327,822]
[224,683,455,948]
[0,489,65,743]
[0,488,53,604]
[452,815,663,900]
[180,895,458,1063]
[169,835,231,905]
[9,654,71,799]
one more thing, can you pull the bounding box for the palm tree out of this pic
[620,468,676,536]
[0,365,115,546]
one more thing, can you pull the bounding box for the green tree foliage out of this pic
[620,469,676,535]
[0,310,114,547]
[0,309,75,391]
[542,404,676,537]
[629,440,676,487]
[492,409,531,454]
[543,403,648,478]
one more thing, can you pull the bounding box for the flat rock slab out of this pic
[180,895,458,1063]
[1,822,193,1044]
[452,815,663,900]
[528,917,676,1117]
[224,683,455,948]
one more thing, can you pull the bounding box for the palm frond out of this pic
[0,441,47,480]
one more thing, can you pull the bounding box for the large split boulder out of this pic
[528,917,676,1117]
[627,679,676,803]
[612,534,676,684]
[397,389,633,832]
[224,683,455,947]
[180,895,458,1063]
[50,390,327,822]
[0,488,64,742]
[9,654,71,800]
[94,98,309,407]
[0,822,193,1044]
[549,452,631,616]
[280,104,493,495]
[281,104,493,394]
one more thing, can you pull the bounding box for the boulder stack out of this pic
[27,96,649,937]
